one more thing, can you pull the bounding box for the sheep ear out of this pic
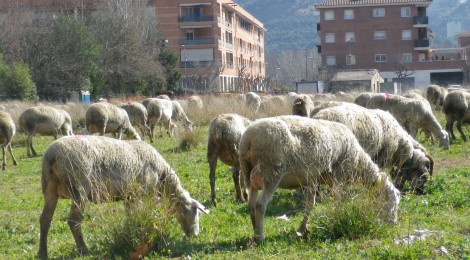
[191,199,209,214]
[426,155,434,176]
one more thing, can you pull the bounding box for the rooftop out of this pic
[315,0,433,8]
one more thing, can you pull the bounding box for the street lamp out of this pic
[182,44,186,89]
[303,48,308,81]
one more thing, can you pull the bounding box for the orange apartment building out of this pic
[155,0,266,92]
[315,0,469,89]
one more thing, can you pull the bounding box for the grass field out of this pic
[0,97,469,259]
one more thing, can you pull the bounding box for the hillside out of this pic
[235,0,470,52]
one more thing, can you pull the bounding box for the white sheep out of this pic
[187,95,204,110]
[353,92,378,107]
[207,113,252,206]
[116,101,151,141]
[37,135,209,258]
[86,102,140,140]
[19,105,74,157]
[443,90,470,141]
[313,102,433,193]
[245,92,261,112]
[364,93,449,150]
[146,98,193,140]
[0,111,18,170]
[239,116,400,244]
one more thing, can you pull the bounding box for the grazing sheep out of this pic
[19,106,74,157]
[426,84,448,108]
[313,102,433,193]
[147,98,193,140]
[245,92,261,112]
[443,90,470,141]
[239,116,400,244]
[292,94,315,117]
[207,114,252,206]
[117,101,151,141]
[187,95,204,110]
[365,93,449,150]
[37,135,209,258]
[86,102,141,140]
[0,111,18,170]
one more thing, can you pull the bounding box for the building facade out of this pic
[156,0,266,93]
[315,0,468,89]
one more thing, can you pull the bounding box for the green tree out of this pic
[26,16,98,100]
[0,54,36,100]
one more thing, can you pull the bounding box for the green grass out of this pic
[0,100,469,259]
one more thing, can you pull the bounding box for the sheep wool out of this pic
[239,116,400,244]
[0,111,18,170]
[207,113,252,206]
[38,135,208,259]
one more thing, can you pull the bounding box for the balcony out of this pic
[179,15,215,23]
[179,37,216,46]
[413,16,428,27]
[316,23,321,31]
[414,39,430,50]
[180,61,215,68]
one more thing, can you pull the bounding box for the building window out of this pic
[373,8,385,17]
[345,32,355,42]
[374,31,386,40]
[375,54,387,62]
[344,9,354,20]
[402,30,411,40]
[325,33,335,43]
[402,53,412,63]
[401,7,411,17]
[326,56,336,66]
[325,10,334,20]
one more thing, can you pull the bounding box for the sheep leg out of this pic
[27,135,37,157]
[68,200,88,256]
[296,186,316,238]
[457,119,467,142]
[248,185,275,244]
[2,146,5,170]
[445,116,456,140]
[208,152,218,207]
[8,144,18,166]
[37,180,60,258]
[231,166,245,203]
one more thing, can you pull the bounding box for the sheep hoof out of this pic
[212,199,218,207]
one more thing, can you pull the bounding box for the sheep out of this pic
[86,102,141,140]
[292,94,315,117]
[37,135,209,258]
[116,101,151,141]
[313,102,433,193]
[19,105,74,157]
[239,116,400,244]
[365,93,450,150]
[187,95,204,110]
[0,111,18,170]
[207,113,252,206]
[426,84,448,108]
[245,92,261,112]
[443,90,470,141]
[146,98,193,140]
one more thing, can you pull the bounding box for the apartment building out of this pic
[156,0,266,92]
[315,0,468,89]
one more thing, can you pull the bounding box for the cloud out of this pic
[458,0,467,3]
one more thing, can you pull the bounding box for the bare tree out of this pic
[391,55,415,91]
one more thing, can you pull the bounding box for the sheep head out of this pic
[439,130,450,150]
[392,149,433,195]
[174,198,209,236]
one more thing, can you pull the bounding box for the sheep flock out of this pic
[0,85,467,258]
